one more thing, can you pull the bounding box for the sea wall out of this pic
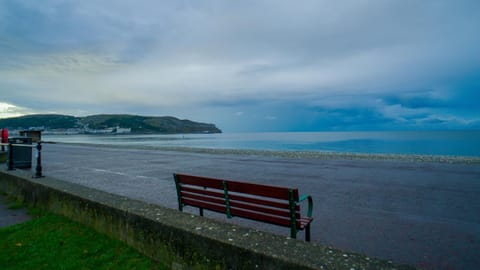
[0,169,414,270]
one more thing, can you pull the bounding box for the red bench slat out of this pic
[229,200,295,218]
[181,191,225,206]
[181,186,225,199]
[230,208,292,227]
[177,174,224,189]
[299,217,314,230]
[226,180,298,201]
[228,193,299,211]
[182,198,227,214]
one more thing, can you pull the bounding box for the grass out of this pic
[6,201,24,210]
[0,209,167,270]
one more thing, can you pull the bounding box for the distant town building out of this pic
[113,126,132,134]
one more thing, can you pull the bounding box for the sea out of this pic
[43,130,480,157]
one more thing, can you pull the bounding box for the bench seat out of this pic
[173,173,314,241]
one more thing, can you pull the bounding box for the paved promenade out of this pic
[0,194,30,228]
[39,143,480,270]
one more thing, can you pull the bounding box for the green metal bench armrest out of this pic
[299,194,313,217]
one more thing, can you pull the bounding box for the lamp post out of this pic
[34,142,43,178]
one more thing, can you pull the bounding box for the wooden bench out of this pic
[173,173,314,241]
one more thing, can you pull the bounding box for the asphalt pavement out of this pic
[0,193,31,228]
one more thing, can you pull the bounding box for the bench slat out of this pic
[182,186,225,199]
[178,174,224,189]
[226,180,298,201]
[299,217,314,229]
[180,184,301,213]
[228,193,299,212]
[182,198,227,214]
[181,191,225,206]
[230,208,292,227]
[229,200,295,218]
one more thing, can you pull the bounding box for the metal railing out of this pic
[0,141,43,178]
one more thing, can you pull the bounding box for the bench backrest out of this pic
[173,173,302,230]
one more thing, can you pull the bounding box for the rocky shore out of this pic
[53,141,480,165]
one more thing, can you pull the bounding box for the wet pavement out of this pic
[0,194,31,228]
[21,143,480,269]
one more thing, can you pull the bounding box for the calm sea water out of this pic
[43,131,480,157]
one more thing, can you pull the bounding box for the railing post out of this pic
[34,142,43,178]
[7,142,14,170]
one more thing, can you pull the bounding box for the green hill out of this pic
[0,114,78,129]
[0,114,222,134]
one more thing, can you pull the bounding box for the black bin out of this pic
[8,137,33,169]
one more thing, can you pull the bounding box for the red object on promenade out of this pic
[1,128,8,143]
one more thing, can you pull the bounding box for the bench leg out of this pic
[199,208,204,217]
[305,224,311,242]
[290,227,297,239]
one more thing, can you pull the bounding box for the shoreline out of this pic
[46,141,480,165]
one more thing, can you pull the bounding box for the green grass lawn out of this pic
[0,210,166,270]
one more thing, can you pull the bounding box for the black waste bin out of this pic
[8,137,33,169]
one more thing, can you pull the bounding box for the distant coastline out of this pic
[0,114,222,134]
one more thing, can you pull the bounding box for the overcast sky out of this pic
[1,0,479,131]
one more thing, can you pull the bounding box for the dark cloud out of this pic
[382,91,449,109]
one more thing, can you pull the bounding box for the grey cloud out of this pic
[382,91,449,109]
[1,0,479,130]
